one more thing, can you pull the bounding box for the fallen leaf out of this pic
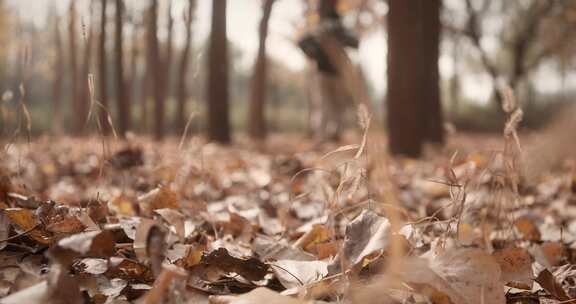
[57,230,115,257]
[342,209,390,267]
[293,223,331,255]
[400,248,505,304]
[535,269,572,302]
[201,248,269,282]
[493,246,533,288]
[140,186,180,212]
[4,208,53,245]
[209,287,303,304]
[0,281,48,304]
[514,217,541,242]
[73,258,109,275]
[272,260,328,289]
[106,257,154,282]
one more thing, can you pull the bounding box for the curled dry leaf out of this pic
[4,208,53,245]
[142,264,188,304]
[139,186,180,213]
[106,257,154,282]
[201,247,269,282]
[72,258,108,275]
[272,260,328,289]
[154,208,186,240]
[535,269,572,302]
[57,230,115,257]
[399,248,505,304]
[342,209,390,267]
[209,287,304,304]
[293,224,331,255]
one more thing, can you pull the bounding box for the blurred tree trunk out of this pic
[387,0,444,157]
[79,8,94,134]
[129,19,139,130]
[146,0,163,140]
[68,2,81,135]
[206,0,231,143]
[175,0,196,133]
[52,17,64,135]
[115,0,130,137]
[421,0,444,144]
[162,1,173,134]
[248,0,275,140]
[98,0,110,135]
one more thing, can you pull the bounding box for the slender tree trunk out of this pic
[175,0,196,133]
[386,0,444,157]
[79,10,94,133]
[115,0,130,137]
[206,0,231,143]
[387,0,424,157]
[52,17,64,135]
[129,19,139,129]
[421,0,444,144]
[162,1,173,134]
[248,0,275,140]
[146,0,164,140]
[68,2,81,134]
[98,0,110,135]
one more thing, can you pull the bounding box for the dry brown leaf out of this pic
[106,257,154,282]
[272,260,328,289]
[201,247,269,282]
[4,208,53,245]
[293,224,331,254]
[143,186,181,211]
[45,214,85,235]
[342,209,390,267]
[209,287,304,304]
[514,217,541,242]
[141,264,188,304]
[493,246,533,288]
[57,230,115,257]
[535,269,572,302]
[400,248,506,304]
[541,242,568,267]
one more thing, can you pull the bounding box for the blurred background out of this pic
[0,0,575,155]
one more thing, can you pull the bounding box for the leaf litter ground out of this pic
[0,134,575,304]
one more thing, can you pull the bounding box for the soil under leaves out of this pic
[0,135,575,304]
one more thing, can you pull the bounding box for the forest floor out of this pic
[0,132,575,304]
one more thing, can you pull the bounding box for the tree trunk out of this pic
[79,9,94,134]
[162,1,173,134]
[206,0,231,143]
[129,17,139,131]
[175,0,196,133]
[52,16,64,135]
[98,0,110,135]
[68,2,81,135]
[146,0,164,140]
[386,0,444,157]
[420,0,444,144]
[115,0,130,137]
[248,0,275,140]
